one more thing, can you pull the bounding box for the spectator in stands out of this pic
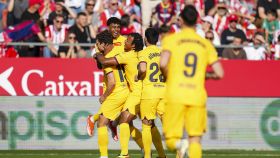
[48,0,76,25]
[222,35,247,59]
[58,32,83,58]
[121,0,141,23]
[262,10,279,44]
[150,0,176,28]
[21,0,42,22]
[275,35,280,60]
[44,14,69,57]
[83,0,98,37]
[99,0,124,29]
[177,0,205,18]
[208,0,229,35]
[229,0,255,23]
[120,14,141,35]
[205,30,215,43]
[18,0,46,57]
[244,32,267,60]
[205,0,217,16]
[84,0,99,26]
[9,0,29,25]
[1,0,17,30]
[69,12,94,57]
[221,14,247,45]
[257,0,280,19]
[197,15,220,46]
[39,0,55,26]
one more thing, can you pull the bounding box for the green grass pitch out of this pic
[0,150,280,158]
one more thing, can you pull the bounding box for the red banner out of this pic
[0,58,279,97]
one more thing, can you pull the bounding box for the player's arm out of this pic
[206,40,224,80]
[206,62,224,80]
[100,72,115,103]
[137,61,147,80]
[95,53,119,67]
[160,50,171,79]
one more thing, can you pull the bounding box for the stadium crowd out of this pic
[0,0,279,60]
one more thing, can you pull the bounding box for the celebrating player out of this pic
[160,5,224,158]
[87,17,126,141]
[95,33,144,158]
[94,30,129,158]
[137,28,166,158]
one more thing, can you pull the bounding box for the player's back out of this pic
[162,28,218,106]
[103,46,128,99]
[139,45,165,99]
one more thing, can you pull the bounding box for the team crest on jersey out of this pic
[114,42,122,46]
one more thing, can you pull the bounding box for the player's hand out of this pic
[99,95,106,104]
[91,48,97,57]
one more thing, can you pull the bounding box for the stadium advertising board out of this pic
[0,58,280,97]
[0,97,280,150]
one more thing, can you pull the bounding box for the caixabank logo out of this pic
[260,100,280,150]
[0,66,104,96]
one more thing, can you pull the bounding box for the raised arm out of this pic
[7,0,14,12]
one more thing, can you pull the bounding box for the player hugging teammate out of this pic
[87,4,224,158]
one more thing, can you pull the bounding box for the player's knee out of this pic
[188,136,201,144]
[97,115,109,127]
[119,111,134,123]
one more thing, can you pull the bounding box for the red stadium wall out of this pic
[0,58,279,97]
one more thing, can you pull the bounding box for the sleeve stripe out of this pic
[105,71,113,75]
[114,57,120,65]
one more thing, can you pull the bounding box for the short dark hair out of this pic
[121,14,130,27]
[180,5,198,27]
[55,0,64,3]
[234,33,244,42]
[54,14,64,20]
[145,27,159,45]
[107,17,121,26]
[77,12,87,18]
[129,33,144,52]
[159,24,171,34]
[267,10,277,18]
[96,30,113,45]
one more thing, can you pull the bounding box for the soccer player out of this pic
[88,17,126,140]
[160,5,224,158]
[137,28,166,158]
[95,33,144,158]
[108,17,126,53]
[94,30,129,158]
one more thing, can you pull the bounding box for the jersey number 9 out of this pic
[184,53,197,77]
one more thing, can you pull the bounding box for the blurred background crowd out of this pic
[0,0,279,60]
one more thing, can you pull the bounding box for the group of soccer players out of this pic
[87,5,224,158]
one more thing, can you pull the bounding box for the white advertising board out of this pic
[0,97,279,150]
